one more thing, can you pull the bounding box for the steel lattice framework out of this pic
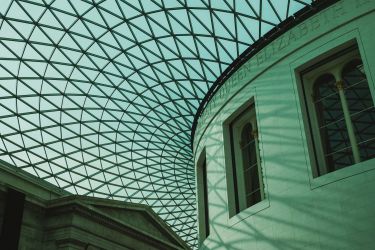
[0,0,312,247]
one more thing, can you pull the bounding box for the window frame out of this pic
[230,105,264,211]
[299,43,375,178]
[196,148,209,245]
[223,99,268,222]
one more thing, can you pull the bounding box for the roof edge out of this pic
[191,0,340,149]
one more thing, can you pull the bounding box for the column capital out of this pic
[252,129,258,139]
[336,80,345,90]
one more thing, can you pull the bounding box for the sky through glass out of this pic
[0,0,312,247]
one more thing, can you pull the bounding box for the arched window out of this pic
[227,104,264,215]
[301,45,375,177]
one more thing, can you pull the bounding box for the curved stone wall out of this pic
[194,0,375,249]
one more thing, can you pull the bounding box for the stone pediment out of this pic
[46,195,190,250]
[0,161,190,249]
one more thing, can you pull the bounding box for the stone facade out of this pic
[194,0,375,249]
[0,161,189,250]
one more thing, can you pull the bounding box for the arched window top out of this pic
[314,73,336,87]
[342,59,366,87]
[313,73,336,101]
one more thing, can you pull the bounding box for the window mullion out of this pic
[335,80,361,163]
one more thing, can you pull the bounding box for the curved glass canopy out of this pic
[0,0,311,246]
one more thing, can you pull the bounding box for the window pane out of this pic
[314,74,353,170]
[241,123,257,171]
[244,166,261,207]
[343,61,375,161]
[358,137,375,161]
[327,147,354,170]
[315,75,344,124]
[321,119,354,171]
[240,122,261,207]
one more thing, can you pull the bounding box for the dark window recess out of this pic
[0,188,25,250]
[197,150,209,245]
[202,158,210,238]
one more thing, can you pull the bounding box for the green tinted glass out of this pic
[0,0,311,246]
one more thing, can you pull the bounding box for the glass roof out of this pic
[0,0,312,247]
